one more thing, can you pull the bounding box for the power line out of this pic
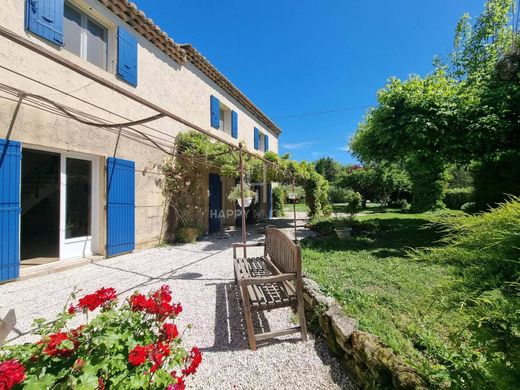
[273,105,372,119]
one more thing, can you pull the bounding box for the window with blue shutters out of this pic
[210,95,220,129]
[264,134,269,152]
[0,139,21,282]
[117,27,138,87]
[26,0,64,45]
[231,111,238,139]
[106,157,135,257]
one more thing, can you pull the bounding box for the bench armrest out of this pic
[232,242,265,259]
[239,273,296,286]
[231,242,265,248]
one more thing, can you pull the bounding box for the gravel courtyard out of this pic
[0,224,353,389]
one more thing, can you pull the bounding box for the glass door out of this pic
[60,155,96,259]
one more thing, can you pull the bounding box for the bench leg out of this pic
[296,285,308,342]
[240,285,257,351]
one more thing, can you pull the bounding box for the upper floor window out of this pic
[63,3,108,70]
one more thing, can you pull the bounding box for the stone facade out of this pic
[302,278,427,390]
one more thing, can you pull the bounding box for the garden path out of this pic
[0,214,353,389]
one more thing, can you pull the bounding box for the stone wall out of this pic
[302,278,428,390]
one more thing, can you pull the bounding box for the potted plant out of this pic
[227,183,257,208]
[334,191,362,240]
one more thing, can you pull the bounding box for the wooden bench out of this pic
[232,228,307,350]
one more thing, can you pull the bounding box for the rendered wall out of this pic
[0,0,279,254]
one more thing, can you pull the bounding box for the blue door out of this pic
[208,173,222,233]
[106,157,135,257]
[267,183,272,219]
[0,139,21,282]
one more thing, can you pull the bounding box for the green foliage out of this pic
[272,186,286,217]
[282,184,305,201]
[446,165,473,188]
[226,183,258,203]
[406,155,448,212]
[314,157,342,182]
[472,151,520,210]
[336,164,411,204]
[332,189,362,217]
[443,187,474,210]
[0,286,199,389]
[412,197,520,388]
[328,185,352,203]
[461,201,478,213]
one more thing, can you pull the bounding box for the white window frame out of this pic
[64,1,109,70]
[219,103,232,135]
[258,130,266,151]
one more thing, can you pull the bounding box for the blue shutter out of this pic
[0,139,21,282]
[254,127,259,150]
[25,0,64,45]
[231,110,238,139]
[106,157,135,257]
[210,96,220,129]
[117,27,138,87]
[264,134,269,152]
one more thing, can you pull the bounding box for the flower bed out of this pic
[0,285,201,389]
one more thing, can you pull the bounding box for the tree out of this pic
[336,163,411,204]
[314,157,341,183]
[350,0,519,210]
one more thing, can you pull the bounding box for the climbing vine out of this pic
[156,131,331,239]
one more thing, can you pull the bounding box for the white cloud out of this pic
[338,146,350,151]
[281,141,316,150]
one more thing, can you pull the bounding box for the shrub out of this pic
[328,186,354,203]
[0,285,201,389]
[443,187,473,210]
[461,201,478,213]
[388,198,409,209]
[412,197,520,388]
[272,186,286,217]
[472,152,520,210]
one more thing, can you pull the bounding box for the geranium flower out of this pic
[161,323,179,341]
[0,359,25,389]
[41,332,75,357]
[128,345,149,366]
[78,287,117,312]
[182,347,202,376]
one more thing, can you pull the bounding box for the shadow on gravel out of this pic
[201,282,302,353]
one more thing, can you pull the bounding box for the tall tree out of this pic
[314,157,341,183]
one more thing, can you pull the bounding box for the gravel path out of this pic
[0,225,353,389]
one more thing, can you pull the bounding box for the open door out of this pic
[0,139,21,282]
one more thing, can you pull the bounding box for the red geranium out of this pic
[128,345,149,366]
[41,332,75,357]
[182,347,202,377]
[78,287,117,312]
[129,285,182,320]
[161,323,179,341]
[0,359,26,390]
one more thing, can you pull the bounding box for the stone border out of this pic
[302,277,427,390]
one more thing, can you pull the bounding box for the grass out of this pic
[302,207,516,389]
[284,202,310,213]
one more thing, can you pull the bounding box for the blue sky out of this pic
[134,0,486,164]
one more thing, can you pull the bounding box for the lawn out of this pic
[302,208,517,389]
[284,202,310,213]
